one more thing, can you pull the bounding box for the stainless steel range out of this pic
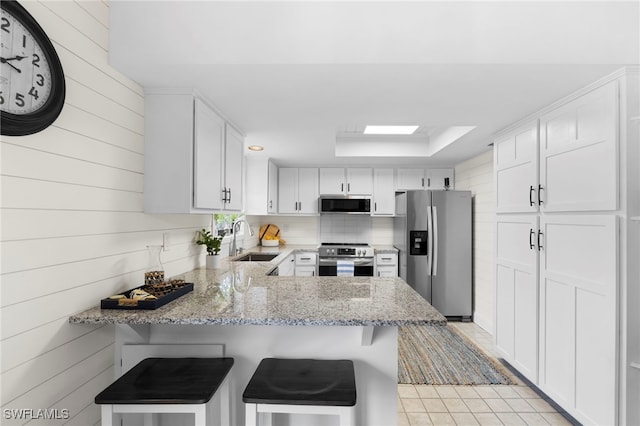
[318,243,374,276]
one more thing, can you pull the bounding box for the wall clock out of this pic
[1,0,65,136]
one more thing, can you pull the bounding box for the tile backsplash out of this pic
[319,215,371,244]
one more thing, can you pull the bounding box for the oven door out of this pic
[318,258,374,276]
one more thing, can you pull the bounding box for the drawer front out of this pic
[375,253,397,266]
[295,252,317,265]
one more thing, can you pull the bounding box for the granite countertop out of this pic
[69,245,444,327]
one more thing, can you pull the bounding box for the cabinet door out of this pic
[347,168,373,194]
[279,254,296,276]
[376,267,397,278]
[540,81,618,212]
[278,168,299,214]
[538,215,617,426]
[396,168,425,190]
[373,168,395,215]
[319,168,345,195]
[494,122,539,213]
[267,160,278,214]
[224,124,244,211]
[426,169,454,190]
[193,98,224,210]
[297,168,319,214]
[295,266,317,276]
[495,215,539,383]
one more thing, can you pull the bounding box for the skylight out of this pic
[363,125,419,135]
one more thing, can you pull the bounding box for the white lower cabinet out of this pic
[278,254,295,276]
[495,215,539,383]
[538,215,617,426]
[375,253,398,277]
[295,252,317,276]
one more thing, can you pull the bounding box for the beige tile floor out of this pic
[398,323,579,426]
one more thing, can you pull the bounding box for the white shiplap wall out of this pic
[0,2,209,425]
[454,150,495,334]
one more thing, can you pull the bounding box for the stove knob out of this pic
[357,249,362,256]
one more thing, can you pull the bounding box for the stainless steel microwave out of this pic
[319,196,371,214]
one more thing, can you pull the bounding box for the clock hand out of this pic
[0,57,22,73]
[4,55,28,61]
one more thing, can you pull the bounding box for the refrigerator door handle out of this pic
[432,206,438,276]
[426,205,433,276]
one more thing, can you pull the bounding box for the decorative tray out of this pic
[100,280,194,310]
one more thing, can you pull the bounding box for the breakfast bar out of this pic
[70,252,445,426]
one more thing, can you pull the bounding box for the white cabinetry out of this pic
[278,168,319,214]
[319,168,372,195]
[278,254,295,276]
[268,160,278,214]
[395,168,454,191]
[374,252,398,277]
[493,72,635,426]
[295,252,317,276]
[395,168,425,190]
[495,215,539,382]
[144,92,243,213]
[372,168,395,216]
[426,169,454,189]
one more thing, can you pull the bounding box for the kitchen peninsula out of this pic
[70,248,445,426]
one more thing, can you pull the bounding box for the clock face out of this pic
[0,0,65,136]
[1,6,53,115]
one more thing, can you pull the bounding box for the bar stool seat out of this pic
[242,358,356,426]
[95,357,233,426]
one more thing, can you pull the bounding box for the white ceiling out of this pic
[109,1,639,167]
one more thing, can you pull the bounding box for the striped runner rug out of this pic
[398,325,515,385]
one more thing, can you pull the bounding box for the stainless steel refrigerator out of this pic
[393,190,472,320]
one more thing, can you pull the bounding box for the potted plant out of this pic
[196,228,223,269]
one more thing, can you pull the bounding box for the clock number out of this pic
[1,17,9,33]
[36,73,44,86]
[22,34,27,48]
[15,93,25,107]
[28,87,39,100]
[32,53,40,67]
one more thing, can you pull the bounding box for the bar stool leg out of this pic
[245,403,257,426]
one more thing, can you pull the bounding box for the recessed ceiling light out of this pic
[364,125,419,135]
[248,145,264,151]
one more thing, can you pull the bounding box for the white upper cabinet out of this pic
[395,168,425,190]
[426,169,454,190]
[193,98,225,211]
[144,92,243,214]
[539,81,618,212]
[494,121,540,213]
[319,168,372,195]
[278,168,319,214]
[268,160,278,214]
[372,168,395,216]
[223,123,244,211]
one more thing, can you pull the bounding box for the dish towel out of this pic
[336,260,355,277]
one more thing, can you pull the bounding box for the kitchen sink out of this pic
[233,253,280,262]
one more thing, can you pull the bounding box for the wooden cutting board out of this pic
[258,224,284,243]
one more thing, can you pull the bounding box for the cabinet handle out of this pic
[529,228,535,250]
[295,201,298,211]
[300,257,311,261]
[374,202,377,212]
[269,200,273,209]
[538,185,544,205]
[421,177,425,188]
[221,188,228,202]
[348,183,351,192]
[428,178,431,187]
[341,183,344,192]
[529,186,535,207]
[227,188,231,204]
[537,229,544,251]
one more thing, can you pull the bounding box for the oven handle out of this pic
[319,258,374,266]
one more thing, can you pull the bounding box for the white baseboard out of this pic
[472,312,494,336]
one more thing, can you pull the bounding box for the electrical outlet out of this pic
[163,233,171,251]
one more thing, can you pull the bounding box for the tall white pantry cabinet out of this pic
[493,68,639,426]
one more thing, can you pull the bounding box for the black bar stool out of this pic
[242,358,357,426]
[95,357,234,426]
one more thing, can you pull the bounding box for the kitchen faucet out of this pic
[230,219,254,256]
